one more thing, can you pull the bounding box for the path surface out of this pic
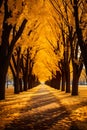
[4,85,79,130]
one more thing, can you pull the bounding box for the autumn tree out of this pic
[49,0,86,95]
[10,47,22,94]
[0,0,27,100]
[72,0,87,74]
[60,0,84,95]
[45,36,62,89]
[21,48,30,91]
[49,0,71,93]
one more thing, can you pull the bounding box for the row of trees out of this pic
[9,47,37,94]
[0,0,27,100]
[46,0,87,95]
[0,0,40,100]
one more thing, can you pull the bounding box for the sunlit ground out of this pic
[0,85,87,130]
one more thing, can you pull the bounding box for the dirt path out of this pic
[4,85,79,130]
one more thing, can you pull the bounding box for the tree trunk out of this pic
[65,63,70,93]
[56,71,61,90]
[72,60,83,95]
[0,55,10,100]
[72,66,79,95]
[0,73,6,100]
[19,78,23,92]
[72,78,79,95]
[61,69,65,91]
[14,77,20,94]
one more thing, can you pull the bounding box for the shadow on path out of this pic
[4,85,80,130]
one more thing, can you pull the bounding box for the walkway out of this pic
[4,85,79,130]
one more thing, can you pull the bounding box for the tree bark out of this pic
[72,61,83,95]
[14,76,20,94]
[61,69,65,91]
[55,71,61,90]
[73,0,87,74]
[65,63,70,93]
[0,72,6,100]
[19,78,23,92]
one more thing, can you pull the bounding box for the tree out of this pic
[21,48,30,91]
[49,0,86,95]
[0,0,27,100]
[45,37,62,89]
[72,0,87,74]
[70,27,83,95]
[10,47,22,94]
[49,0,71,93]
